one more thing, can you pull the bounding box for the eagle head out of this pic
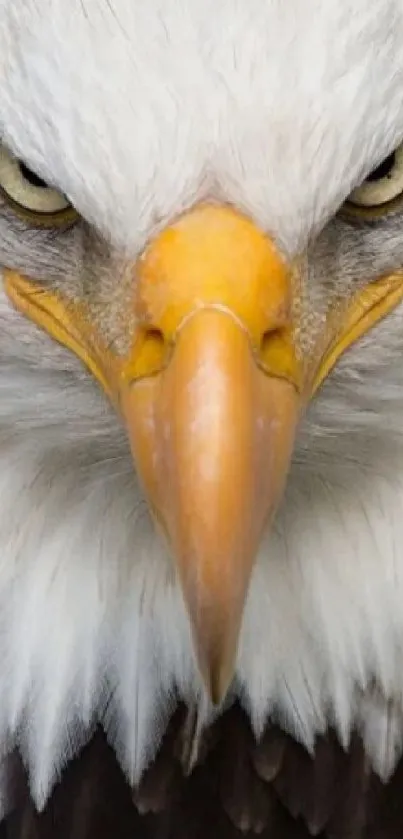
[1,0,403,809]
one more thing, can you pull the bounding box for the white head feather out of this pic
[0,0,403,813]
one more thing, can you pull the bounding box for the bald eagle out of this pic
[1,1,403,836]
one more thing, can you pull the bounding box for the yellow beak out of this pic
[120,204,301,702]
[124,312,299,702]
[6,203,403,704]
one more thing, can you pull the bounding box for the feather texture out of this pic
[2,0,403,255]
[2,0,403,832]
[0,277,403,810]
[2,707,403,839]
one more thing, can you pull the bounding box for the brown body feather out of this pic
[2,705,403,839]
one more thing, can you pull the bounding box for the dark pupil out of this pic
[366,152,396,182]
[19,162,48,189]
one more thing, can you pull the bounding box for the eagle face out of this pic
[1,0,403,810]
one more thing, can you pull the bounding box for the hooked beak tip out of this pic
[204,662,234,707]
[124,310,300,706]
[184,567,247,708]
[195,647,236,708]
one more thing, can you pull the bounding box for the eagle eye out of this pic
[345,143,403,216]
[0,143,77,227]
[18,162,49,190]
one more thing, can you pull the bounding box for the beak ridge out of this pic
[122,308,299,702]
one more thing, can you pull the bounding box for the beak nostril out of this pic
[145,326,166,348]
[259,327,300,385]
[142,325,167,356]
[260,327,284,354]
[126,326,168,381]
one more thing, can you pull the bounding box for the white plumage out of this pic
[1,0,403,824]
